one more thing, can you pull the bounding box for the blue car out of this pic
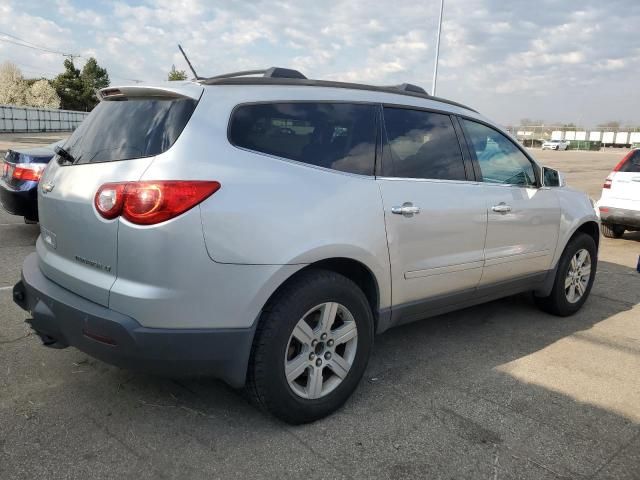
[0,140,65,222]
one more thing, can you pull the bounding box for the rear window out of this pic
[620,150,640,173]
[229,103,377,175]
[63,97,198,164]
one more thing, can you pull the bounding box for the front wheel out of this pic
[246,269,374,424]
[535,232,597,316]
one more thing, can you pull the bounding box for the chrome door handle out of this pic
[391,202,420,217]
[491,204,512,214]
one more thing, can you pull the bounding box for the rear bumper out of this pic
[14,252,255,387]
[0,182,38,220]
[600,206,640,228]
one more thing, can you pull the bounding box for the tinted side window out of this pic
[382,108,466,180]
[229,103,377,175]
[620,150,640,173]
[461,119,536,186]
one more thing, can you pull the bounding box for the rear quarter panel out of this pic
[139,85,397,310]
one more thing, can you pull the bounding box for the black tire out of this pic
[601,223,625,239]
[246,269,374,424]
[535,232,597,316]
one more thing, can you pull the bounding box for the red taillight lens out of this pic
[94,181,220,225]
[603,177,612,189]
[12,163,46,182]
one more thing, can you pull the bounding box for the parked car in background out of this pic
[0,140,65,222]
[597,149,640,238]
[13,69,599,424]
[542,139,568,151]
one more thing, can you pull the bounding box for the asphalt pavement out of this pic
[1,145,639,479]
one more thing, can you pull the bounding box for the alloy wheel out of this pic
[565,248,591,303]
[284,302,358,399]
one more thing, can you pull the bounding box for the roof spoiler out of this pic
[97,85,203,101]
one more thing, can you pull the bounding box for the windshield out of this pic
[63,97,198,164]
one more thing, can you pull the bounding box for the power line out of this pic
[0,31,81,57]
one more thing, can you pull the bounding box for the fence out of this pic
[509,125,640,149]
[0,105,89,133]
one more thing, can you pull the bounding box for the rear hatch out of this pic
[37,84,202,306]
[611,150,640,202]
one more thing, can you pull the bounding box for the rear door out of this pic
[376,106,487,315]
[37,87,201,306]
[611,150,640,202]
[459,118,560,285]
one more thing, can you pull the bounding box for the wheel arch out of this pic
[574,221,600,250]
[262,257,382,332]
[536,220,600,298]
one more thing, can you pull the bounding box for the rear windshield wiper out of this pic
[54,146,76,165]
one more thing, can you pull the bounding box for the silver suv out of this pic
[13,68,599,424]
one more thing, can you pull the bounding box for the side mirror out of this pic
[542,166,566,187]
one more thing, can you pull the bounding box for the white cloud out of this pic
[1,0,639,125]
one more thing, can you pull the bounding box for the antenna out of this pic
[178,44,201,80]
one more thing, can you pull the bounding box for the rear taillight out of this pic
[11,163,46,182]
[603,177,612,189]
[94,181,221,225]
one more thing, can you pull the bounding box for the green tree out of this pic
[81,57,109,110]
[168,65,187,81]
[53,58,109,111]
[53,59,84,110]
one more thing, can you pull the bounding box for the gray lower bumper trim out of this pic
[14,253,255,388]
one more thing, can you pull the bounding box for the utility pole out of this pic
[432,0,445,96]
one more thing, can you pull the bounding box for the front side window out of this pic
[229,103,377,175]
[382,107,466,180]
[461,119,537,186]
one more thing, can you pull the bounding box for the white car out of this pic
[597,149,640,238]
[542,139,568,151]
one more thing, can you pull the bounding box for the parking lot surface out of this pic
[1,144,639,479]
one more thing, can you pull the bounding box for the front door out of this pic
[459,118,560,285]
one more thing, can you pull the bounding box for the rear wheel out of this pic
[535,232,597,316]
[601,223,625,239]
[246,269,374,424]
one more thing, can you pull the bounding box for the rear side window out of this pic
[619,150,640,172]
[382,107,466,180]
[64,97,198,164]
[229,103,377,175]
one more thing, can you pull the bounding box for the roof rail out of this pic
[199,69,476,113]
[206,67,307,80]
[391,83,429,95]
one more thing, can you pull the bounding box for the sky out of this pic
[1,0,639,127]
